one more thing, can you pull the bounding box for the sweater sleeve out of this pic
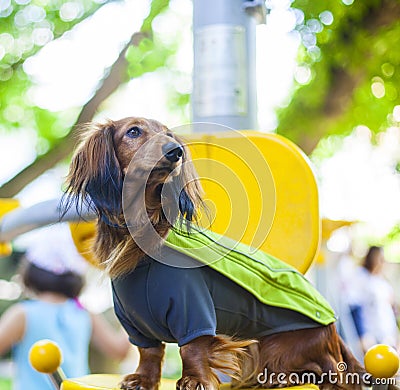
[147,263,217,347]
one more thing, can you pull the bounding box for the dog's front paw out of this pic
[120,373,159,390]
[177,376,217,390]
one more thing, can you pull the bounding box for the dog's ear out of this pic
[62,122,123,223]
[177,142,204,226]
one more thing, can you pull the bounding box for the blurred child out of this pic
[0,224,130,390]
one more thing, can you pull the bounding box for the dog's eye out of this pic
[126,126,142,138]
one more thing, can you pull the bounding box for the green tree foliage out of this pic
[0,0,173,197]
[0,0,105,138]
[277,0,400,154]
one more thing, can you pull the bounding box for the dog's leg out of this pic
[120,344,165,390]
[178,336,220,390]
[177,335,253,390]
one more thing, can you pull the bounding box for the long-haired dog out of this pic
[62,117,364,390]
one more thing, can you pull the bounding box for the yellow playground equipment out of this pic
[2,131,386,389]
[0,198,19,256]
[69,131,319,273]
[29,339,399,390]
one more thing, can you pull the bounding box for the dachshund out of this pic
[62,117,365,390]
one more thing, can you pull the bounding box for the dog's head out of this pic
[63,117,203,230]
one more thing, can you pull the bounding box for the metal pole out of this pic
[0,198,94,242]
[192,0,264,130]
[47,369,66,390]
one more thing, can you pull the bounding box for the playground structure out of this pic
[1,128,399,389]
[28,339,400,390]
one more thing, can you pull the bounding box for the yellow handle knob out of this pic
[29,340,63,374]
[364,344,399,379]
[0,242,12,257]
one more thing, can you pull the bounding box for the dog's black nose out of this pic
[162,142,183,162]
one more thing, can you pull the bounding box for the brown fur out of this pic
[248,324,364,389]
[178,336,255,390]
[121,344,165,390]
[63,117,365,390]
[63,117,202,278]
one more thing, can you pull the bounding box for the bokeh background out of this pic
[1,0,400,387]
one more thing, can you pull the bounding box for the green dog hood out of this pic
[165,227,336,326]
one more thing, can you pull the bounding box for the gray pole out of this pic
[192,0,265,130]
[0,199,94,242]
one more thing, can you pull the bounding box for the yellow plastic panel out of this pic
[0,198,20,256]
[0,198,20,218]
[69,221,97,266]
[187,131,320,273]
[61,376,319,390]
[188,132,276,256]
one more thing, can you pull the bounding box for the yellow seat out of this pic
[61,377,318,390]
[65,131,320,389]
[61,377,176,390]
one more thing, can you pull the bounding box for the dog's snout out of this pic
[162,142,183,163]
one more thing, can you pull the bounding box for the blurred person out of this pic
[347,246,399,351]
[0,224,130,390]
